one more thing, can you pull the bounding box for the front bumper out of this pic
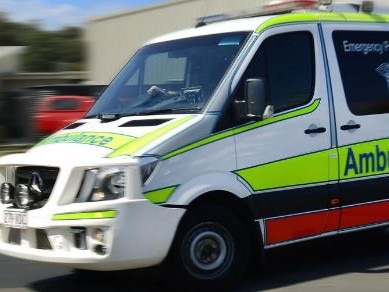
[0,199,185,270]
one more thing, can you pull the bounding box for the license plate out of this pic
[3,210,27,229]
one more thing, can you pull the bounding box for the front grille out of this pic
[5,228,52,249]
[8,228,21,245]
[14,166,59,209]
[71,227,87,249]
[36,229,52,250]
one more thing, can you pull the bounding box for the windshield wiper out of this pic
[134,107,202,116]
[86,107,201,120]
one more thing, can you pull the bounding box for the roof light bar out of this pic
[195,0,320,27]
[318,0,332,11]
[319,0,332,5]
[195,0,382,27]
[263,0,319,12]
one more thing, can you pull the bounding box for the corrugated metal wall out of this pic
[86,0,265,84]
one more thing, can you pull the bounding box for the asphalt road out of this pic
[1,229,389,292]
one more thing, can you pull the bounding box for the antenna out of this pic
[361,0,374,13]
[196,0,212,28]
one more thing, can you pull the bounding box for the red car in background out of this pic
[34,95,95,135]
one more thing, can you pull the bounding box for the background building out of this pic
[0,47,26,75]
[86,0,266,84]
[86,0,389,85]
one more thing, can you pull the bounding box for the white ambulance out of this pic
[1,0,389,289]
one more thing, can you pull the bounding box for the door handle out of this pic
[340,124,361,131]
[304,127,326,134]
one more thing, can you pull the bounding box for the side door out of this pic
[233,24,339,247]
[323,23,389,231]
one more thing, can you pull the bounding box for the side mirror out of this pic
[233,78,268,121]
[245,78,266,119]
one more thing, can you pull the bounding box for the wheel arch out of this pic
[167,171,252,206]
[178,190,264,260]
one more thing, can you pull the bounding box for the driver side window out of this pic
[217,31,315,131]
[266,31,314,112]
[245,31,315,113]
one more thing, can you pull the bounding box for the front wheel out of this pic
[167,205,249,291]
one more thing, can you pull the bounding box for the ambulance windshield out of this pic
[87,32,249,118]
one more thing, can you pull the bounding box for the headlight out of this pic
[138,156,160,184]
[97,169,125,200]
[0,183,15,204]
[14,184,34,208]
[76,167,126,203]
[0,168,16,205]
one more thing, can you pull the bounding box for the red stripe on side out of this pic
[340,201,389,229]
[326,209,341,232]
[265,210,340,245]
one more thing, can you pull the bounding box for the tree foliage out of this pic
[0,13,85,72]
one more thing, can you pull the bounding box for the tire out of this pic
[167,204,249,291]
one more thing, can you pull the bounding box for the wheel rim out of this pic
[190,230,227,271]
[182,223,234,279]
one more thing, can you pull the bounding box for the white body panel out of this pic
[235,24,331,169]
